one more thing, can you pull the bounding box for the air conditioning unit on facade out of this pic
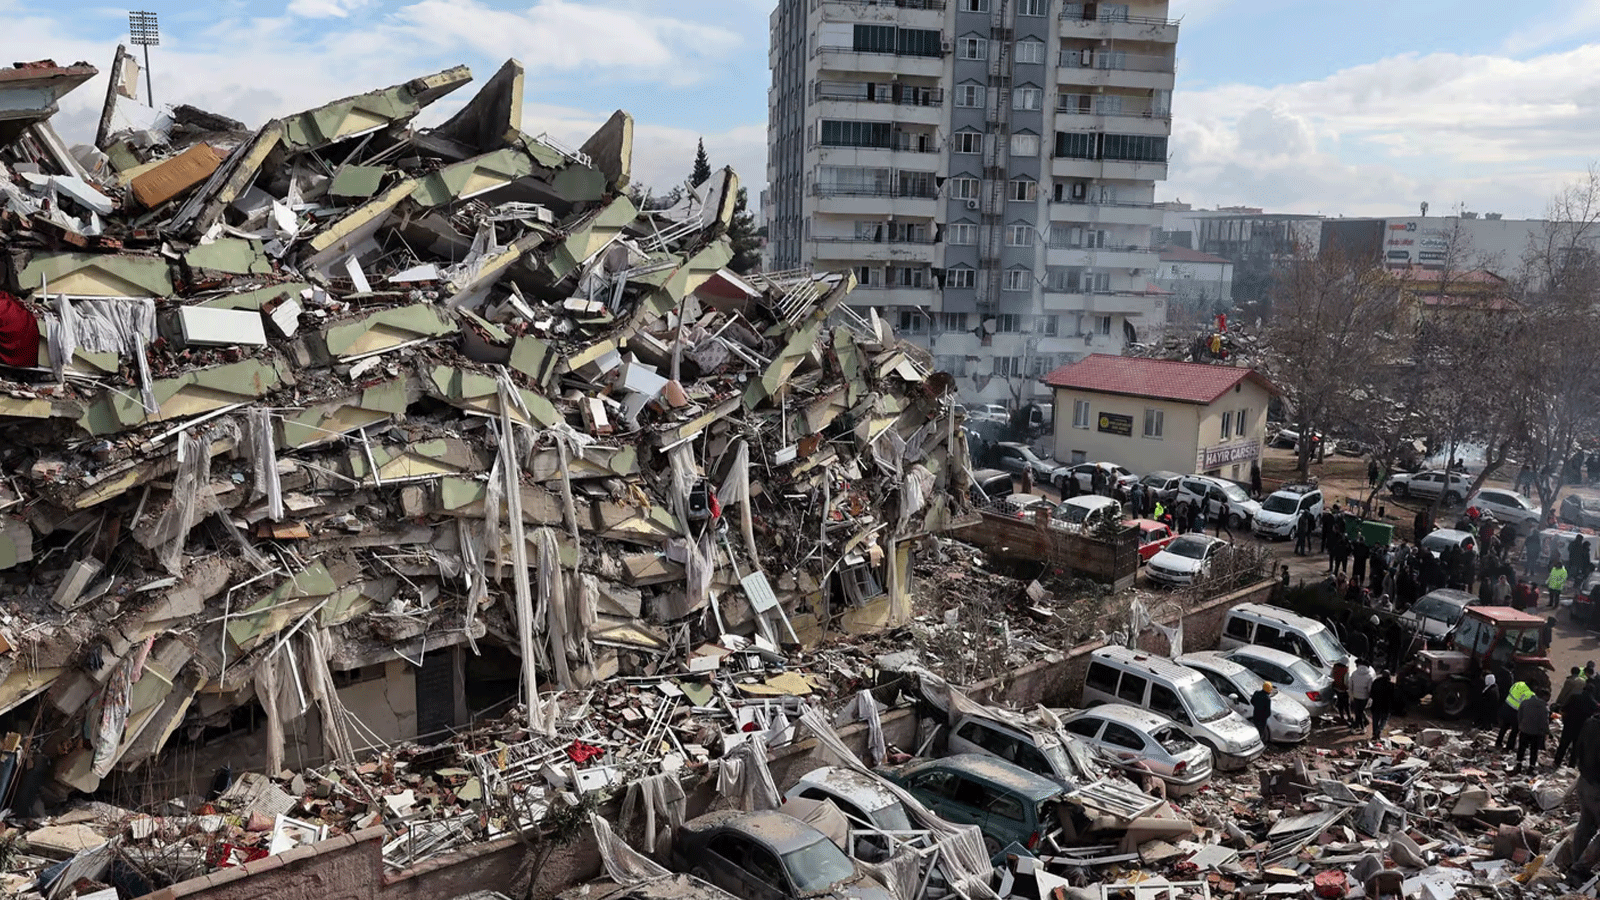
[966,199,980,210]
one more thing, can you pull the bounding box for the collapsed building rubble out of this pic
[0,51,978,890]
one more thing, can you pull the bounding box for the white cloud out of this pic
[286,0,372,18]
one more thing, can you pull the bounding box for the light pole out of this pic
[128,11,158,107]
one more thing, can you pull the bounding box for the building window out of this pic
[960,0,990,10]
[1012,87,1042,110]
[935,355,967,376]
[1010,133,1039,157]
[1018,0,1044,13]
[889,221,928,243]
[855,220,885,241]
[948,177,981,200]
[1238,407,1249,435]
[855,266,884,287]
[958,38,988,60]
[1003,269,1031,292]
[1039,314,1059,336]
[853,24,896,54]
[1073,399,1091,429]
[898,170,934,197]
[1143,408,1164,439]
[821,120,893,148]
[940,312,969,332]
[897,27,943,57]
[947,223,977,245]
[994,356,1023,377]
[1103,133,1169,163]
[1056,132,1098,159]
[994,313,1021,332]
[1008,179,1037,202]
[945,268,976,288]
[1015,40,1045,64]
[1006,224,1033,246]
[1097,315,1112,334]
[1221,410,1233,439]
[891,266,928,287]
[897,310,928,334]
[953,131,983,153]
[955,84,985,107]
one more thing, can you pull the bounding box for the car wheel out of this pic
[1393,484,1409,498]
[1229,513,1244,529]
[982,836,1002,857]
[1445,491,1462,505]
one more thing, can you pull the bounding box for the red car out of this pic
[1129,518,1176,563]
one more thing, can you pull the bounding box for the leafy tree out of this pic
[691,138,711,186]
[727,187,761,274]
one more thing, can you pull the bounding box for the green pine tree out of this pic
[727,187,762,274]
[691,138,711,186]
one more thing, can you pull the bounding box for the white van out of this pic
[1219,602,1354,677]
[1080,646,1265,769]
[1050,495,1122,534]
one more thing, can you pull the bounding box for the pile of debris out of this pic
[0,49,969,865]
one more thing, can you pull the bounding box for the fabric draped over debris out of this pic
[0,53,967,879]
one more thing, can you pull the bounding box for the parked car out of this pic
[559,874,742,900]
[1128,518,1176,563]
[992,442,1066,485]
[1219,602,1353,679]
[1050,495,1121,534]
[878,754,1065,856]
[1467,488,1541,529]
[999,493,1056,520]
[1387,469,1472,504]
[1173,651,1312,743]
[673,811,896,900]
[1079,646,1266,769]
[1251,485,1323,540]
[1139,471,1184,506]
[1220,645,1334,717]
[783,767,917,860]
[1059,704,1213,795]
[1270,427,1323,452]
[1146,534,1230,587]
[1060,462,1139,494]
[1561,493,1600,529]
[1398,588,1480,643]
[1420,528,1476,560]
[968,468,1015,505]
[1176,475,1260,527]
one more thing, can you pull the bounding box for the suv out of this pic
[1467,488,1540,529]
[879,755,1066,856]
[1079,646,1265,769]
[1060,462,1139,495]
[1219,602,1353,679]
[1251,485,1323,539]
[992,442,1066,484]
[1387,469,1472,504]
[1139,471,1183,506]
[1050,495,1122,534]
[1176,475,1260,528]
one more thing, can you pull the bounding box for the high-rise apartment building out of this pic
[764,0,1178,408]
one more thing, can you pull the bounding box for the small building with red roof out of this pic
[1043,354,1281,480]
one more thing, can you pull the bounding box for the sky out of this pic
[12,0,1600,219]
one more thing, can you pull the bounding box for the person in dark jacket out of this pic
[1352,535,1370,586]
[1568,711,1600,886]
[1251,683,1274,744]
[1556,681,1600,769]
[1370,670,1395,743]
[1512,688,1552,774]
[1321,509,1336,554]
[1295,510,1313,556]
[1250,461,1263,499]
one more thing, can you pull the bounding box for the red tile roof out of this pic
[1159,246,1233,265]
[1043,354,1280,405]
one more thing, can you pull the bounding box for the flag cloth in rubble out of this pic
[0,290,39,366]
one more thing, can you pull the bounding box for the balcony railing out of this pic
[1051,195,1159,209]
[823,0,946,9]
[812,138,939,153]
[1059,6,1178,27]
[812,184,940,199]
[813,82,945,106]
[1058,51,1175,73]
[812,236,937,245]
[812,46,944,61]
[1056,94,1170,120]
[1046,241,1160,253]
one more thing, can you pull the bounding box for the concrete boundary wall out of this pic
[139,579,1276,900]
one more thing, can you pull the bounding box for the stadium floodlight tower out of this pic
[127,10,159,106]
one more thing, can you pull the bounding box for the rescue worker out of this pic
[1548,560,1569,609]
[1498,678,1536,752]
[1512,687,1551,774]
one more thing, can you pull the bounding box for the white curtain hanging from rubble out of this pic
[589,813,670,884]
[621,772,687,861]
[1126,599,1182,657]
[716,733,781,812]
[715,438,762,565]
[536,527,574,690]
[48,295,155,377]
[87,636,153,777]
[150,431,213,574]
[249,407,284,522]
[255,645,289,775]
[302,627,358,764]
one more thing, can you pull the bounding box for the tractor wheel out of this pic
[1436,682,1470,718]
[1397,669,1430,702]
[1515,665,1552,696]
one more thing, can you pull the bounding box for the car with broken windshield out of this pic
[673,810,896,900]
[878,754,1066,857]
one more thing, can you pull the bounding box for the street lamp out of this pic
[127,10,158,106]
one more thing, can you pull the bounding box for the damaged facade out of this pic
[0,52,973,859]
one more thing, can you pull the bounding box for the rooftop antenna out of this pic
[128,10,159,107]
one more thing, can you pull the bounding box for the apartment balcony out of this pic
[818,0,945,30]
[1048,198,1164,227]
[851,284,941,307]
[809,236,939,264]
[1054,104,1170,137]
[1051,157,1169,182]
[810,141,942,170]
[812,83,946,127]
[811,47,944,79]
[812,185,940,218]
[1057,9,1179,44]
[1045,246,1160,270]
[1057,52,1176,92]
[1087,291,1164,316]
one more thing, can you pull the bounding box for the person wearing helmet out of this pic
[1251,682,1274,744]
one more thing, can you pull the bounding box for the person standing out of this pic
[1321,508,1336,554]
[1555,681,1600,769]
[1475,669,1500,730]
[1295,510,1312,556]
[1331,529,1350,576]
[1568,705,1600,887]
[1493,574,1512,606]
[1216,501,1233,540]
[1349,659,1375,730]
[1332,659,1352,726]
[1370,669,1394,743]
[1251,682,1274,744]
[1352,535,1370,587]
[1250,460,1263,499]
[1129,481,1145,519]
[1498,678,1535,751]
[1368,458,1380,489]
[1512,687,1551,774]
[1559,666,1588,708]
[1548,560,1569,609]
[1526,533,1543,580]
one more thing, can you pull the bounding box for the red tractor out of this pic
[1396,606,1554,717]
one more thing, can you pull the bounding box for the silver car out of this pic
[1221,645,1335,717]
[1060,704,1214,795]
[1174,651,1313,743]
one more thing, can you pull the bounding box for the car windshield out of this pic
[1151,725,1197,753]
[1179,680,1232,722]
[868,801,913,833]
[1225,666,1265,696]
[1409,596,1465,623]
[782,835,859,894]
[1166,536,1212,559]
[1219,482,1251,502]
[1261,495,1299,513]
[1421,532,1458,553]
[1305,627,1346,666]
[1286,659,1323,685]
[1054,503,1092,524]
[1142,475,1170,488]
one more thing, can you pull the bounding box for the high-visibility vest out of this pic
[1506,681,1534,709]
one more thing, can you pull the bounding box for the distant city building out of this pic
[1159,208,1321,306]
[1153,245,1233,318]
[764,0,1180,410]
